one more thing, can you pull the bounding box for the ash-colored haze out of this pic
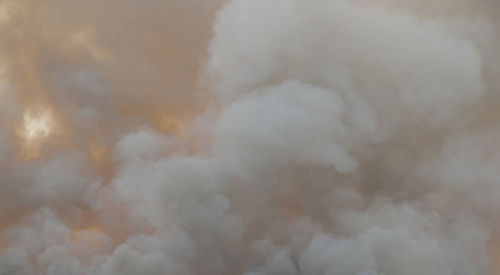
[0,0,500,274]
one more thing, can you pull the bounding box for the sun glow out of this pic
[17,109,55,159]
[23,111,53,141]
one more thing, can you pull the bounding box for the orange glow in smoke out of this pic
[157,113,185,134]
[71,224,107,247]
[488,231,500,274]
[89,142,109,165]
[65,28,108,61]
[0,2,16,24]
[88,142,116,182]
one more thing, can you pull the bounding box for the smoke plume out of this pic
[1,0,500,274]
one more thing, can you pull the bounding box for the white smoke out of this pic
[1,0,500,274]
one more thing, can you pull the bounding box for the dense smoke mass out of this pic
[0,0,500,274]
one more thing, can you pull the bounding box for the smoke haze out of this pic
[0,0,500,274]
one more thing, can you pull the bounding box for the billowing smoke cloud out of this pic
[1,0,500,274]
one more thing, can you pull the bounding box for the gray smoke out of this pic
[1,0,500,274]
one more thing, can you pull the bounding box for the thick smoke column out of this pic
[0,0,500,274]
